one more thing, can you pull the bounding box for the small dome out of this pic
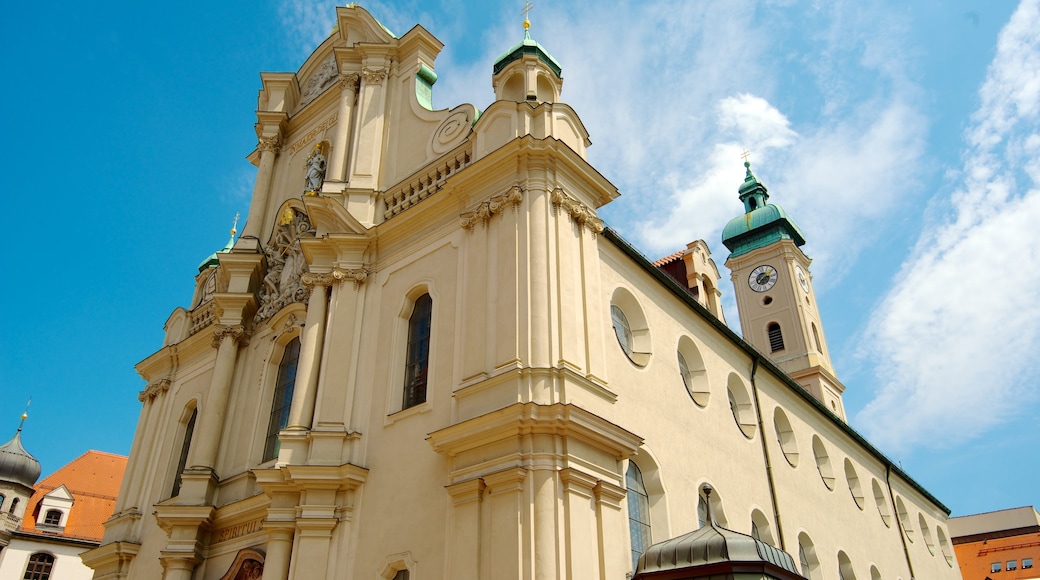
[0,431,42,489]
[721,204,806,258]
[493,30,562,78]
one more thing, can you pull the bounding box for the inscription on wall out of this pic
[287,113,338,156]
[213,518,265,543]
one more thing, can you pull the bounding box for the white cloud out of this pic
[857,0,1040,452]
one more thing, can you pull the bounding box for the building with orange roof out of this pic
[949,506,1040,580]
[0,446,126,580]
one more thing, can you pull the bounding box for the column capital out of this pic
[301,272,337,288]
[332,267,368,288]
[138,378,171,403]
[212,324,249,348]
[362,68,387,85]
[339,72,360,92]
[258,135,281,153]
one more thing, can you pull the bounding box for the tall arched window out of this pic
[767,323,784,352]
[22,552,55,580]
[263,337,301,462]
[626,463,651,571]
[0,493,5,510]
[170,407,197,498]
[403,294,432,409]
[9,497,19,514]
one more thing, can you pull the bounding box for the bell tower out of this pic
[721,159,847,420]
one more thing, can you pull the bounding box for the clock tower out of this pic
[721,160,847,420]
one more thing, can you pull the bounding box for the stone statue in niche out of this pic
[304,145,327,194]
[254,208,316,324]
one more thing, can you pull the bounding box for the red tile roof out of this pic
[652,250,684,267]
[18,450,127,543]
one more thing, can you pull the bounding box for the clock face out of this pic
[748,265,778,292]
[796,266,810,293]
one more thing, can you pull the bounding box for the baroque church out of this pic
[83,6,961,580]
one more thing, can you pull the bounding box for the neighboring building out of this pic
[949,506,1040,580]
[0,423,126,580]
[83,6,961,580]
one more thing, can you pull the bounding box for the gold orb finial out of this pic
[522,1,533,30]
[230,212,240,238]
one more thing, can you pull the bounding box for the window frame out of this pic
[22,552,55,580]
[170,406,197,498]
[262,336,302,462]
[43,509,62,527]
[626,462,652,572]
[402,293,433,410]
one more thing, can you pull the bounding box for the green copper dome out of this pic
[493,29,562,78]
[721,162,806,258]
[198,232,237,272]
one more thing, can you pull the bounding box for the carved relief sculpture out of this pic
[299,55,339,108]
[254,209,317,324]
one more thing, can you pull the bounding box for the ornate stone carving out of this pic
[461,186,524,229]
[212,325,249,348]
[254,209,317,324]
[137,379,171,403]
[258,136,281,153]
[286,113,337,157]
[363,68,387,85]
[551,187,604,234]
[333,267,368,288]
[299,55,339,108]
[339,72,360,93]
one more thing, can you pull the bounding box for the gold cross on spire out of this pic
[522,1,533,29]
[231,212,240,238]
[740,149,752,164]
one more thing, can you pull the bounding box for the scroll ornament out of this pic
[461,186,524,229]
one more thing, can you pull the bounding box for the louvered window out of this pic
[767,323,784,352]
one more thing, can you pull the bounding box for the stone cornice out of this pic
[460,185,523,229]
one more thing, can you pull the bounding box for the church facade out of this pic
[83,6,961,580]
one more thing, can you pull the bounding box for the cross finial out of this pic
[522,1,534,30]
[740,148,752,165]
[231,212,240,239]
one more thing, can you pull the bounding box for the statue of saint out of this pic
[305,145,327,192]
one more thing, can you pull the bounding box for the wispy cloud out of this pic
[857,0,1040,452]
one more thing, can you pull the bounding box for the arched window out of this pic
[403,294,432,409]
[811,322,822,352]
[626,463,651,571]
[170,407,197,498]
[9,497,19,514]
[263,337,301,462]
[43,510,62,526]
[767,323,784,352]
[22,552,54,580]
[0,493,5,510]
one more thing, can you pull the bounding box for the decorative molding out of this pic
[339,72,360,93]
[212,325,249,348]
[551,187,604,234]
[257,136,281,153]
[383,147,472,219]
[254,210,317,324]
[333,267,368,288]
[460,185,524,229]
[363,68,387,85]
[137,379,171,403]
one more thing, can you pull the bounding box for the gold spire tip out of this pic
[231,212,240,238]
[522,1,533,29]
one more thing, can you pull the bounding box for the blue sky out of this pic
[2,0,1036,519]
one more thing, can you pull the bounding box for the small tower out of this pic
[492,8,563,103]
[0,412,42,546]
[721,159,847,420]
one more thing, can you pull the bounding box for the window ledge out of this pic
[385,401,432,426]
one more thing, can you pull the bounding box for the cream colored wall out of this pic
[0,538,94,580]
[596,240,959,579]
